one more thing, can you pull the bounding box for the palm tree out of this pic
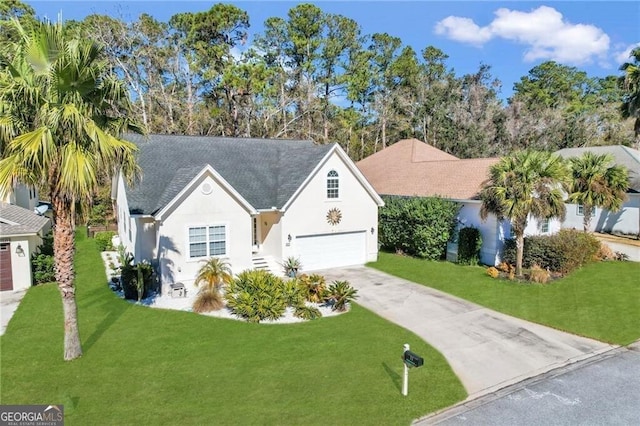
[620,47,640,148]
[0,20,141,360]
[568,152,628,232]
[194,257,233,292]
[193,258,233,313]
[480,150,570,277]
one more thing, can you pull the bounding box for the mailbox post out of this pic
[402,343,424,396]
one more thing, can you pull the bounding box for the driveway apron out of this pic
[321,267,615,399]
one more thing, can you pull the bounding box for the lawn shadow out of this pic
[382,361,402,392]
[82,296,131,352]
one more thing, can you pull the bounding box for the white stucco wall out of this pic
[455,201,562,266]
[283,151,380,265]
[455,201,505,266]
[562,196,640,236]
[115,173,134,255]
[157,173,253,287]
[6,236,42,291]
[256,211,283,261]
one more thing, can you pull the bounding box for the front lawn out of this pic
[0,232,465,425]
[370,252,640,346]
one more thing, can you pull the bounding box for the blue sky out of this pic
[26,1,639,99]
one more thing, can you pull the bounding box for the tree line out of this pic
[3,2,639,160]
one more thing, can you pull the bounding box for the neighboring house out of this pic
[556,145,640,237]
[357,139,561,265]
[0,202,50,291]
[114,134,383,291]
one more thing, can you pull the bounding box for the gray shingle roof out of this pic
[0,202,49,236]
[555,145,640,193]
[124,134,334,214]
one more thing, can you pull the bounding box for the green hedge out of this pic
[94,231,116,251]
[379,196,459,260]
[502,229,601,274]
[457,227,482,265]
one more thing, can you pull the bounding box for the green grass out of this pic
[0,232,465,425]
[370,252,640,346]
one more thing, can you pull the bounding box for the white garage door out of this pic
[296,231,366,271]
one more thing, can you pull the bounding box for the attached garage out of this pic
[295,231,367,271]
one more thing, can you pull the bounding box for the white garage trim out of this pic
[295,231,367,271]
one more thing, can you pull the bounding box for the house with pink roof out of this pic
[357,139,561,265]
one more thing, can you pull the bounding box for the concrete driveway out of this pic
[321,266,616,399]
[0,289,27,336]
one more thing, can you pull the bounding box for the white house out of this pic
[113,134,384,291]
[556,145,640,237]
[357,139,562,266]
[0,202,50,291]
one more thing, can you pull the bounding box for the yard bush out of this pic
[296,273,328,303]
[225,270,289,323]
[121,260,154,301]
[503,229,601,274]
[457,227,482,265]
[31,233,56,285]
[94,231,116,251]
[31,254,55,285]
[379,195,459,259]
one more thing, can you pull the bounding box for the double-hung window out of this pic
[189,225,226,258]
[327,170,339,199]
[577,205,595,216]
[540,218,549,233]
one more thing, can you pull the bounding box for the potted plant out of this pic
[282,256,302,278]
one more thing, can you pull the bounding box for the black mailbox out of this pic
[403,350,424,368]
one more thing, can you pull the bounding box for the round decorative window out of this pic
[326,207,342,225]
[201,183,213,195]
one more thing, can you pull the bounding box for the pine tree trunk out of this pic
[53,196,83,361]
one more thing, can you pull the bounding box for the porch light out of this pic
[287,234,292,242]
[15,244,25,256]
[371,227,375,235]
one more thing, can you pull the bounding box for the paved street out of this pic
[419,341,640,425]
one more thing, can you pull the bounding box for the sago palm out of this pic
[0,20,141,360]
[568,152,628,232]
[480,150,570,277]
[194,257,233,292]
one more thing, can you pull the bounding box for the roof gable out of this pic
[124,134,334,215]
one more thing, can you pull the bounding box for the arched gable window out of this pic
[327,170,339,199]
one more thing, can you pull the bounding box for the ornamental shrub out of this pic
[457,227,482,265]
[32,254,55,285]
[121,260,154,301]
[554,229,600,274]
[502,229,600,275]
[225,270,288,323]
[95,231,116,251]
[486,267,499,278]
[379,195,460,260]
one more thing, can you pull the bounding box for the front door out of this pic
[0,243,13,291]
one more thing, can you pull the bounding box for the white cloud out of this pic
[434,16,492,46]
[614,42,640,65]
[434,6,610,65]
